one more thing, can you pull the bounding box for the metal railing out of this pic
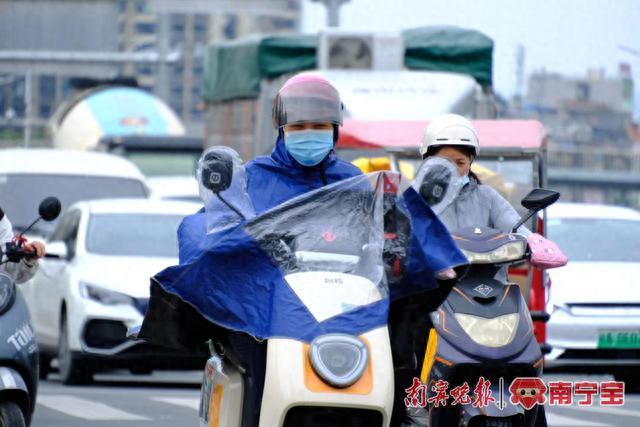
[548,144,640,173]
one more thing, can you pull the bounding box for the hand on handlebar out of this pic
[24,241,46,259]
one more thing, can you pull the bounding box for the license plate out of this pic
[598,331,640,349]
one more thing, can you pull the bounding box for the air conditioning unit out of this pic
[318,30,404,71]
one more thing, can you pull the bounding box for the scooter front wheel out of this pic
[0,400,26,427]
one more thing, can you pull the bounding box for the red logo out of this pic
[120,116,149,127]
[322,231,336,242]
[509,377,547,410]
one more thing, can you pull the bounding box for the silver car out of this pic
[544,202,640,388]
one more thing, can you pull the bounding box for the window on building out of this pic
[136,22,156,34]
[577,82,590,101]
[223,15,237,40]
[135,0,147,13]
[136,64,154,75]
[171,13,186,34]
[270,17,296,30]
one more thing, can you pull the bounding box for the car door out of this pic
[33,209,82,347]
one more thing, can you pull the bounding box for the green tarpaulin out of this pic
[403,26,493,87]
[203,26,493,104]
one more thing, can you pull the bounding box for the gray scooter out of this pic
[0,197,61,427]
[422,189,559,427]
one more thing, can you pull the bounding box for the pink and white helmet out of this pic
[272,73,344,129]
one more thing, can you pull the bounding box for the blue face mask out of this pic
[284,129,334,167]
[461,174,470,186]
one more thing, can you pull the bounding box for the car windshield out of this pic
[124,151,200,177]
[547,218,640,262]
[0,174,148,235]
[86,213,184,257]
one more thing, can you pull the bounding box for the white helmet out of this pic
[419,114,480,158]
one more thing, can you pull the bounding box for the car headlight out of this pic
[461,241,526,264]
[0,273,15,314]
[455,313,519,348]
[308,334,369,388]
[79,282,133,306]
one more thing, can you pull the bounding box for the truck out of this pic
[201,26,497,160]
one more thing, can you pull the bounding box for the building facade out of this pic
[0,0,302,138]
[524,65,640,208]
[117,0,302,129]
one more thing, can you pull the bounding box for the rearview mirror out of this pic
[45,241,68,260]
[200,151,233,193]
[512,188,561,232]
[521,189,560,211]
[39,197,62,221]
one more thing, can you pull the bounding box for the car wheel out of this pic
[58,314,93,385]
[39,353,52,380]
[0,401,26,427]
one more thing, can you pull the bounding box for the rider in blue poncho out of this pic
[176,73,364,426]
[164,73,467,427]
[177,73,361,264]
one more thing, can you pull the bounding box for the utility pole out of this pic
[311,0,350,27]
[156,12,171,103]
[24,70,32,148]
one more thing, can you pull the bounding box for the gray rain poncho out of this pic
[413,157,531,236]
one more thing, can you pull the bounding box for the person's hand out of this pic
[24,241,46,259]
[435,268,457,280]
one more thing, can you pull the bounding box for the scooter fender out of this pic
[0,366,31,419]
[459,383,524,427]
[0,367,28,394]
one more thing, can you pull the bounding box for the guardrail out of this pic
[548,145,640,173]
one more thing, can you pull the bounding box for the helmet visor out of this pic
[276,80,343,128]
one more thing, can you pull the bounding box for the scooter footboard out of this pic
[259,327,394,427]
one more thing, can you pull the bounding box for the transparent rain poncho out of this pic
[196,146,255,234]
[141,171,467,343]
[412,156,464,215]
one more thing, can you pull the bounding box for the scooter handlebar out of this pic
[2,242,37,263]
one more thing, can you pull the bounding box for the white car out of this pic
[545,202,640,387]
[0,148,149,239]
[147,175,201,204]
[20,198,203,384]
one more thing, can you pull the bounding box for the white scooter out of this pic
[135,168,462,427]
[198,180,396,427]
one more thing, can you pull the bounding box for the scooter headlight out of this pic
[455,313,519,348]
[0,273,15,315]
[308,334,368,388]
[461,241,526,264]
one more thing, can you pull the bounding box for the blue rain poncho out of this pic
[141,172,467,344]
